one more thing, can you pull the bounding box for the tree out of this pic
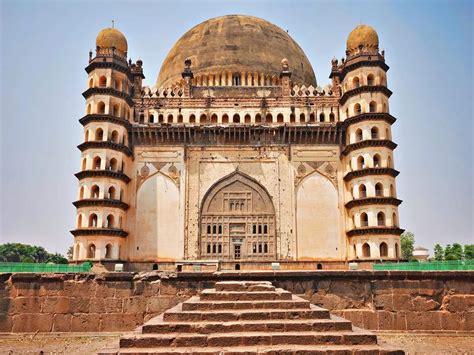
[444,244,463,260]
[67,246,74,260]
[434,244,444,261]
[0,243,67,264]
[464,245,474,260]
[400,231,415,260]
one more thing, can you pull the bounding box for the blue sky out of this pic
[1,0,472,255]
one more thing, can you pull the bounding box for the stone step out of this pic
[104,344,405,354]
[199,288,292,301]
[143,314,352,334]
[119,330,378,348]
[162,303,331,322]
[215,281,275,292]
[181,295,311,311]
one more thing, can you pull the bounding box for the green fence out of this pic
[0,262,92,273]
[373,260,474,271]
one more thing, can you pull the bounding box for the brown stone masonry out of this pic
[0,271,472,333]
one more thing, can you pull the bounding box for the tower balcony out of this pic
[82,87,134,106]
[70,228,128,238]
[345,197,402,209]
[340,85,392,105]
[346,227,404,237]
[78,141,132,157]
[343,167,399,182]
[342,112,396,126]
[75,169,131,183]
[73,198,129,210]
[79,114,131,129]
[341,139,397,156]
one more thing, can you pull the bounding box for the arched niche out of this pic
[135,173,181,261]
[200,171,276,261]
[296,172,342,260]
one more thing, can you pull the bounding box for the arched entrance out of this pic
[200,171,276,261]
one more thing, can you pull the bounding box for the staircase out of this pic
[101,281,404,354]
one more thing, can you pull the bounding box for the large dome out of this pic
[156,15,316,88]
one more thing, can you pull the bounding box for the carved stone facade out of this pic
[71,16,403,268]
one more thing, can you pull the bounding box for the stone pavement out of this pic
[100,281,404,354]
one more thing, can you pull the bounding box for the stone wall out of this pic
[0,271,472,332]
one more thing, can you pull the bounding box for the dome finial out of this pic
[112,20,115,28]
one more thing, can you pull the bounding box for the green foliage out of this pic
[444,243,463,260]
[67,246,74,260]
[400,231,415,260]
[0,243,68,264]
[464,245,474,260]
[434,244,444,261]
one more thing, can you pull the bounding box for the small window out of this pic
[379,242,388,257]
[362,243,371,257]
[377,212,386,226]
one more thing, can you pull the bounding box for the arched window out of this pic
[109,158,118,171]
[253,224,257,234]
[200,114,207,123]
[377,212,386,226]
[255,114,262,123]
[167,114,173,123]
[264,243,268,253]
[362,243,371,257]
[158,114,164,123]
[309,113,315,122]
[232,73,241,86]
[329,113,335,122]
[87,244,96,259]
[93,156,101,170]
[379,242,388,257]
[212,244,217,253]
[81,158,87,171]
[395,243,400,258]
[106,214,114,228]
[88,78,94,88]
[265,113,272,123]
[373,154,381,168]
[290,114,296,123]
[97,102,105,114]
[207,244,211,254]
[95,128,103,141]
[110,130,119,143]
[354,103,361,115]
[367,74,375,86]
[369,101,377,113]
[392,212,398,227]
[244,114,251,123]
[319,113,325,122]
[108,186,116,199]
[277,113,284,123]
[360,212,369,227]
[233,114,240,123]
[89,214,98,227]
[357,156,365,170]
[177,114,183,123]
[358,184,367,198]
[105,244,112,259]
[375,182,384,197]
[149,114,154,123]
[112,104,120,117]
[86,104,92,115]
[352,77,360,88]
[139,114,144,123]
[99,76,107,88]
[218,244,222,253]
[189,114,196,123]
[79,186,85,199]
[258,225,262,234]
[371,126,379,139]
[355,129,363,142]
[222,114,229,123]
[299,113,305,123]
[91,185,100,199]
[218,225,222,234]
[77,214,83,228]
[212,225,217,234]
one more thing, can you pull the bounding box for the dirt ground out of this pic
[0,332,472,355]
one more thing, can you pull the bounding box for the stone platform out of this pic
[100,281,404,354]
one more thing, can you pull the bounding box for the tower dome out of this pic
[346,24,379,52]
[156,15,316,88]
[96,27,128,53]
